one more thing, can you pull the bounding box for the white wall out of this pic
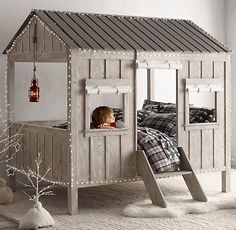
[226,0,236,167]
[0,0,227,177]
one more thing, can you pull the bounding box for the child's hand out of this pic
[98,123,114,129]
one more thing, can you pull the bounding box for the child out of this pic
[92,106,116,129]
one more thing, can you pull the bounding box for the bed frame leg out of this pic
[7,169,16,192]
[68,186,78,215]
[222,170,230,192]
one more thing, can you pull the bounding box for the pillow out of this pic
[159,104,176,113]
[142,99,161,112]
[137,109,156,124]
[139,113,176,137]
[142,100,175,113]
[112,108,123,121]
[189,107,215,123]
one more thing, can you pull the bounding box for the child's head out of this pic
[92,106,115,125]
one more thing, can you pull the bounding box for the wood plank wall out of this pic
[74,54,136,184]
[9,19,67,61]
[178,60,226,170]
[10,123,69,184]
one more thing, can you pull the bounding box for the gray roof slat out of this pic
[36,10,77,48]
[82,14,124,50]
[182,20,229,52]
[122,18,166,51]
[99,15,142,50]
[55,12,92,49]
[47,11,90,49]
[67,14,104,49]
[75,13,114,50]
[160,19,209,52]
[169,20,216,52]
[131,18,178,52]
[65,14,103,49]
[88,15,133,50]
[142,18,189,52]
[110,16,153,51]
[152,19,200,52]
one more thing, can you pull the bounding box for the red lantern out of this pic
[28,65,40,102]
[28,78,40,102]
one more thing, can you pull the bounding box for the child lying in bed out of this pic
[92,106,116,129]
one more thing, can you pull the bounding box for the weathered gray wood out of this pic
[44,27,53,53]
[52,35,61,52]
[144,18,189,51]
[61,132,69,183]
[52,131,60,180]
[188,61,202,169]
[68,186,78,215]
[128,19,168,51]
[77,59,90,182]
[37,129,45,175]
[106,136,120,179]
[177,61,189,155]
[155,170,192,178]
[170,20,214,52]
[120,59,136,177]
[90,59,105,79]
[222,58,231,192]
[185,123,220,131]
[7,60,15,122]
[37,21,45,53]
[99,15,142,50]
[36,10,77,48]
[29,128,37,172]
[16,37,23,53]
[66,14,101,49]
[69,50,79,213]
[183,20,228,52]
[147,69,155,100]
[117,17,162,51]
[178,147,207,202]
[44,130,53,179]
[201,61,214,169]
[83,14,124,50]
[22,28,30,53]
[137,150,167,207]
[23,127,30,171]
[106,59,120,79]
[29,20,35,54]
[90,136,106,181]
[68,50,79,187]
[213,61,225,168]
[54,12,91,49]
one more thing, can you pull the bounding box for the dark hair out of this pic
[92,106,113,125]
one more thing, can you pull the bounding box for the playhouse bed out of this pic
[5,10,231,214]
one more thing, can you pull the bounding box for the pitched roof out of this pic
[3,9,231,54]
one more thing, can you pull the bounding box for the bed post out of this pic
[6,55,16,191]
[222,57,231,192]
[67,49,79,214]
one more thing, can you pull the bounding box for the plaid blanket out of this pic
[137,126,180,173]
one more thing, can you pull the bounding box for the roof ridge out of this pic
[33,9,191,22]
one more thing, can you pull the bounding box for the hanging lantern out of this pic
[28,23,40,102]
[28,66,40,102]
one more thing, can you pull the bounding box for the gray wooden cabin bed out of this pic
[4,10,231,214]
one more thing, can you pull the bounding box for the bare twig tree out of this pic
[17,152,55,203]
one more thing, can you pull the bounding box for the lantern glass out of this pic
[29,78,40,102]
